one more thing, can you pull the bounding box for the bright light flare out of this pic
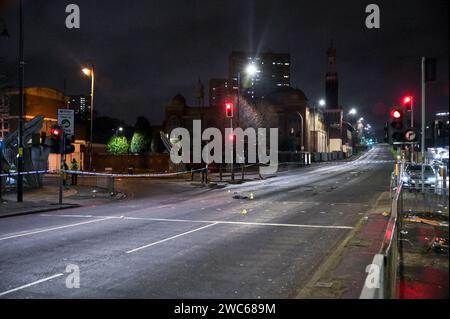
[82,67,92,76]
[245,64,258,76]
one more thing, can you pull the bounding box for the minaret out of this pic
[325,41,339,109]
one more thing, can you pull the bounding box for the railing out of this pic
[361,161,449,299]
[360,177,403,299]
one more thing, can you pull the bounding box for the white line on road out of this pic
[40,214,354,230]
[0,273,63,297]
[126,223,218,254]
[0,217,114,242]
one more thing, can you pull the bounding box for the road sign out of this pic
[404,129,417,142]
[58,109,74,135]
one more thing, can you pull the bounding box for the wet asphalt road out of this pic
[0,145,393,298]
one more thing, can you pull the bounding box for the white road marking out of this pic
[0,273,63,297]
[39,214,354,230]
[126,223,217,253]
[0,217,113,242]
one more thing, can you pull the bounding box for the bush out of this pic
[130,132,149,154]
[107,136,129,155]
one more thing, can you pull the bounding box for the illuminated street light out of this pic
[82,65,95,170]
[82,67,92,76]
[348,108,357,115]
[245,63,258,76]
[319,99,326,107]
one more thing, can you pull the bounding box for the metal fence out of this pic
[361,162,449,299]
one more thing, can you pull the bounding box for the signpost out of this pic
[57,109,74,204]
[58,109,74,136]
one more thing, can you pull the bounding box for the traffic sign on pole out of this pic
[58,109,75,135]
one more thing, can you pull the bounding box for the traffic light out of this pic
[225,101,233,118]
[49,124,62,153]
[402,96,413,112]
[64,134,75,154]
[389,108,404,142]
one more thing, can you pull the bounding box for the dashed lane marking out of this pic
[0,273,64,297]
[126,223,218,254]
[0,217,114,242]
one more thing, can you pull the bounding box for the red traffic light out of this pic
[225,101,233,118]
[390,109,402,119]
[51,127,61,136]
[402,96,413,111]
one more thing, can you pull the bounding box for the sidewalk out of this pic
[296,191,393,298]
[398,193,449,299]
[0,184,121,218]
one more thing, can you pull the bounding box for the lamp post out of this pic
[313,99,326,153]
[296,112,304,151]
[82,66,95,170]
[16,0,25,202]
[236,63,258,127]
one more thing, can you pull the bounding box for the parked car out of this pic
[403,164,436,189]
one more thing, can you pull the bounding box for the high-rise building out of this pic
[68,95,90,122]
[228,51,290,101]
[209,78,231,107]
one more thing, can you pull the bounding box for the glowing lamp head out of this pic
[245,64,258,76]
[82,67,92,76]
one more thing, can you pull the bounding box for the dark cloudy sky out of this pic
[1,0,448,132]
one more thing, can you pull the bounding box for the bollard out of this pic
[108,176,115,194]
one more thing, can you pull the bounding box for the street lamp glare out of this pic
[245,64,258,76]
[349,108,357,115]
[318,99,326,107]
[82,67,92,76]
[118,127,123,132]
[359,117,364,122]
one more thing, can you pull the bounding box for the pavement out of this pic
[398,192,449,299]
[0,145,395,298]
[0,184,120,218]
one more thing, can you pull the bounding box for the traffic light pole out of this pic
[230,117,234,181]
[421,57,426,192]
[59,132,65,205]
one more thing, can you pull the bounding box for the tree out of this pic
[107,136,129,155]
[132,116,152,153]
[130,132,147,154]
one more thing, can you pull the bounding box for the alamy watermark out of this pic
[169,120,279,175]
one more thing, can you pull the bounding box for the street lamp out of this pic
[348,108,357,116]
[313,99,326,152]
[236,62,259,126]
[82,66,95,170]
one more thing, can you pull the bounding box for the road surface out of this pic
[0,145,393,298]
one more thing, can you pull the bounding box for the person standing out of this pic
[62,160,69,186]
[71,158,79,186]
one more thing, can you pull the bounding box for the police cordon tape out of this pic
[0,168,206,178]
[0,161,318,178]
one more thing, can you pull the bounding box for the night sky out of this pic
[1,0,448,135]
